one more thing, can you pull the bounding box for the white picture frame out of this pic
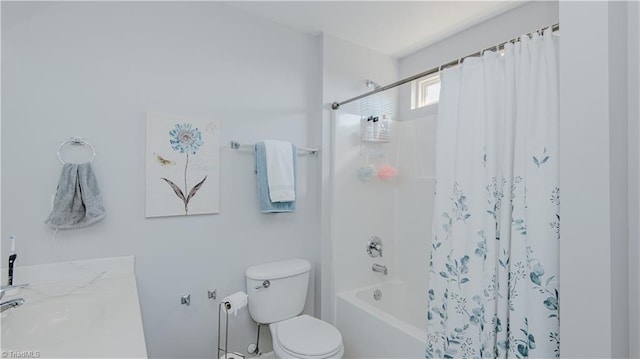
[146,112,220,217]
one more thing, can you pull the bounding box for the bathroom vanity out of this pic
[0,256,147,358]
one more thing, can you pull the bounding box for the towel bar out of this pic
[57,137,96,164]
[230,141,318,155]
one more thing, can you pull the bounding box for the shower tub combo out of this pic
[336,281,427,358]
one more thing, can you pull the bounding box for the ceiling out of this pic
[227,1,525,58]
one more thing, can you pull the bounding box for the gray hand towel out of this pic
[45,162,106,229]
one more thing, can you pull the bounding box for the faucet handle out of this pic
[366,236,383,258]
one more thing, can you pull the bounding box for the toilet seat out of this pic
[272,315,343,359]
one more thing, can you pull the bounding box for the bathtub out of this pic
[336,281,427,358]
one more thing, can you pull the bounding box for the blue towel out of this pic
[255,142,296,213]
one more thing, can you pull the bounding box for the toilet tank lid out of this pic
[246,259,311,280]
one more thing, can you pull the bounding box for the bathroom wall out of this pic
[628,3,640,357]
[608,3,630,357]
[320,34,399,321]
[559,2,613,356]
[392,118,435,305]
[559,1,635,357]
[1,2,321,358]
[398,1,559,122]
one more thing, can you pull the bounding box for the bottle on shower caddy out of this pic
[364,115,378,141]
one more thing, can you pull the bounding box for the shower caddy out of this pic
[359,90,392,143]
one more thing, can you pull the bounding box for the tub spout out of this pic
[372,263,388,275]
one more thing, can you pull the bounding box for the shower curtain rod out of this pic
[331,23,559,110]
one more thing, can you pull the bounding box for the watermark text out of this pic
[2,351,41,358]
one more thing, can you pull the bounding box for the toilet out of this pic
[246,259,344,359]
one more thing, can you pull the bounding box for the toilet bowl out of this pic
[270,315,344,359]
[245,259,344,359]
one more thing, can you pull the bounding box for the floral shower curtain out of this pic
[426,30,559,358]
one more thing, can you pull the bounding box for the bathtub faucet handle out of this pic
[366,236,383,258]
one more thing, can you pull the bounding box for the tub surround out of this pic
[0,256,147,358]
[336,282,426,358]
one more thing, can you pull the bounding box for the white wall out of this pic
[628,2,640,357]
[559,1,633,357]
[631,2,640,356]
[320,34,399,322]
[398,1,558,122]
[392,118,435,303]
[1,2,321,358]
[608,3,630,357]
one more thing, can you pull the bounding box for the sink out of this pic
[2,294,106,349]
[0,257,147,358]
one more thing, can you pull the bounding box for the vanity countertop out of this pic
[1,256,147,358]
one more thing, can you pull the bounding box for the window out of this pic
[410,74,441,109]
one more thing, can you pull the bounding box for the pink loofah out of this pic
[377,164,398,180]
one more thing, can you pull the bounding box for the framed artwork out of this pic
[146,113,220,217]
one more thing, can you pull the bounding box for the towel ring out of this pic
[57,137,96,164]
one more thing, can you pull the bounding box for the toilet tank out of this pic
[245,259,311,324]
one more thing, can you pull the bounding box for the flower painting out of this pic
[162,123,207,215]
[146,113,220,217]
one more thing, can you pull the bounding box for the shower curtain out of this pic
[426,30,559,358]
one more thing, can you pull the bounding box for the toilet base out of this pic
[247,351,275,359]
[220,353,245,359]
[269,322,344,359]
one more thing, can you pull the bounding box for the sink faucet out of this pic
[372,263,388,275]
[1,298,25,313]
[0,284,28,312]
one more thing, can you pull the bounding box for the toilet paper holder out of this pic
[218,300,245,359]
